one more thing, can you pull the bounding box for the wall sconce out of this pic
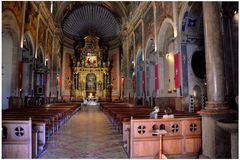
[168,89,172,93]
[166,53,169,59]
[173,88,177,92]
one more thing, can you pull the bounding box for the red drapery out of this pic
[174,53,181,88]
[155,64,159,90]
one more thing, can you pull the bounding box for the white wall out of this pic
[2,33,14,109]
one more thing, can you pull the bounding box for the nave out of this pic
[40,109,128,159]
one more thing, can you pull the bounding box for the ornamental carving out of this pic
[72,35,111,100]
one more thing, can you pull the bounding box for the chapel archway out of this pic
[158,18,175,96]
[34,47,44,95]
[22,33,34,96]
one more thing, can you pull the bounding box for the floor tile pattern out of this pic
[40,109,128,159]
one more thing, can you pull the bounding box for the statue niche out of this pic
[86,73,96,96]
[72,35,111,101]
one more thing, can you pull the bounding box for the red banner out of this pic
[174,53,181,88]
[155,64,159,90]
[18,62,23,90]
[142,71,145,92]
[57,75,61,88]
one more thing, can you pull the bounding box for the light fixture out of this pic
[234,10,238,15]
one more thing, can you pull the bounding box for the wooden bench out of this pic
[101,102,202,158]
[2,119,33,158]
[2,103,80,158]
[129,117,202,158]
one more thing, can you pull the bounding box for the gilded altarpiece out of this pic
[73,36,111,101]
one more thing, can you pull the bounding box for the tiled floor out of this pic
[40,108,128,159]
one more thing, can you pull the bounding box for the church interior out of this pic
[2,1,239,159]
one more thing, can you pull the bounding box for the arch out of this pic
[158,17,175,53]
[158,17,175,96]
[136,48,142,97]
[34,47,45,95]
[22,32,35,95]
[178,2,206,97]
[178,2,203,36]
[24,31,35,53]
[178,2,190,34]
[2,9,21,43]
[2,10,21,109]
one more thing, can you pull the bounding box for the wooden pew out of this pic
[2,116,47,156]
[2,119,33,158]
[2,103,80,158]
[129,117,202,158]
[101,102,202,158]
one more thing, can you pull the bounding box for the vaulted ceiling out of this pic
[63,4,120,40]
[54,2,128,42]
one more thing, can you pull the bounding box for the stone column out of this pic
[202,2,228,111]
[199,2,236,159]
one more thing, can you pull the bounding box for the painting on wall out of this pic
[135,24,142,47]
[85,55,97,67]
[38,18,46,46]
[144,6,154,38]
[47,31,53,55]
[24,2,38,40]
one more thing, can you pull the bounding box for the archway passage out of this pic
[35,47,44,95]
[22,34,34,96]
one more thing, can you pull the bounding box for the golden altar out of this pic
[72,35,111,101]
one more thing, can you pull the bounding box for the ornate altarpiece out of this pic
[73,36,111,100]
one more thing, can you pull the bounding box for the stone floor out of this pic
[40,108,128,159]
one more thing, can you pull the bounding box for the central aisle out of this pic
[40,108,128,159]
